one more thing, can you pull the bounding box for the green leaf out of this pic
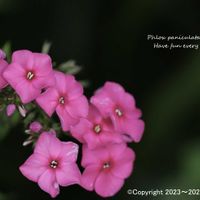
[2,41,12,62]
[58,60,82,75]
[23,112,36,127]
[79,80,90,88]
[41,41,52,54]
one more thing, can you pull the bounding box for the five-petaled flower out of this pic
[91,82,145,143]
[71,104,122,149]
[3,50,55,103]
[81,143,135,197]
[36,71,89,131]
[19,132,81,198]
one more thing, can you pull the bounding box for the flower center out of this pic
[59,96,65,105]
[93,124,101,134]
[103,162,110,169]
[115,108,123,117]
[50,160,58,169]
[26,71,35,80]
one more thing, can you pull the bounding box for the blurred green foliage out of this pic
[2,42,11,62]
[0,111,20,141]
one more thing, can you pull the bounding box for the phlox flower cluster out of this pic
[0,49,145,198]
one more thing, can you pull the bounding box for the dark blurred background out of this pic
[0,0,200,199]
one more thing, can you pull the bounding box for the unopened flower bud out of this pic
[18,105,27,117]
[6,104,16,116]
[0,49,6,60]
[29,121,42,133]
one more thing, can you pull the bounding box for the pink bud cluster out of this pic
[0,49,145,198]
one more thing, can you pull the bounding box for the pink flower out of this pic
[3,50,55,104]
[0,49,6,60]
[36,71,88,131]
[0,59,8,89]
[91,82,145,143]
[19,132,81,198]
[81,143,135,197]
[71,105,122,149]
[6,104,16,116]
[29,121,42,133]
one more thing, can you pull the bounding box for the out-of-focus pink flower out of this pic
[3,50,55,104]
[91,82,145,143]
[19,132,81,198]
[0,59,8,89]
[36,71,88,131]
[6,104,16,116]
[29,121,42,133]
[0,49,6,60]
[81,143,135,197]
[71,105,122,149]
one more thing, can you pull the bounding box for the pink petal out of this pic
[54,71,68,94]
[3,63,25,89]
[119,116,145,143]
[90,91,115,117]
[87,104,102,122]
[81,164,100,191]
[36,88,59,116]
[103,81,126,102]
[19,153,48,182]
[81,145,109,167]
[83,132,101,149]
[95,172,124,197]
[34,132,62,158]
[3,62,37,103]
[56,105,78,131]
[98,131,122,145]
[12,50,34,68]
[38,169,60,198]
[70,118,92,143]
[112,161,134,180]
[60,142,79,163]
[54,73,83,100]
[102,144,135,179]
[111,148,135,179]
[15,80,40,103]
[128,108,143,119]
[0,60,8,89]
[106,143,127,160]
[104,81,125,93]
[56,163,81,186]
[101,116,114,131]
[66,96,89,119]
[103,82,136,110]
[118,92,136,111]
[32,53,53,76]
[32,71,55,89]
[65,75,83,100]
